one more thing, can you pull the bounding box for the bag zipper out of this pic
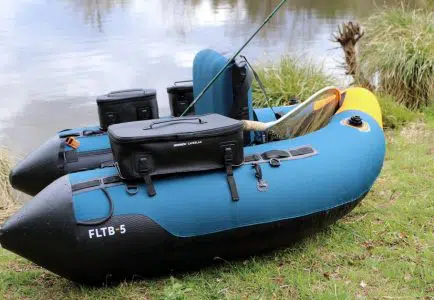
[110,124,243,144]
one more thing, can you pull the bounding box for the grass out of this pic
[378,93,424,129]
[1,117,433,299]
[252,56,423,129]
[359,7,434,110]
[1,15,433,296]
[252,56,335,108]
[0,150,19,223]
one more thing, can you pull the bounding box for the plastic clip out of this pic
[65,137,80,149]
[125,184,139,195]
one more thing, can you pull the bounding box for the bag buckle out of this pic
[253,163,268,192]
[136,155,156,197]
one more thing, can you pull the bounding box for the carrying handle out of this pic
[76,188,114,226]
[108,89,144,97]
[174,80,193,86]
[145,117,207,129]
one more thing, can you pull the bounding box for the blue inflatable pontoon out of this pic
[0,86,385,285]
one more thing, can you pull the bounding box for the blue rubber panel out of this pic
[71,110,385,238]
[60,126,111,153]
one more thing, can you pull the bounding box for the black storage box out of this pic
[97,89,159,130]
[167,82,194,117]
[108,114,244,200]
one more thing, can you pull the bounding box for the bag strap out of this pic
[143,174,156,197]
[224,147,239,201]
[240,55,277,116]
[137,156,156,197]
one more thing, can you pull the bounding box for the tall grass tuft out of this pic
[252,56,335,108]
[0,149,19,222]
[378,94,423,129]
[359,7,434,110]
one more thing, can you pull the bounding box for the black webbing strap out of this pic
[103,176,121,185]
[143,174,156,197]
[59,133,80,138]
[224,148,239,201]
[83,129,105,136]
[240,55,277,116]
[72,175,122,192]
[137,156,156,197]
[101,161,115,168]
[64,150,79,163]
[72,180,100,192]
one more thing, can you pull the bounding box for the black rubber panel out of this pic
[0,175,366,286]
[71,180,100,192]
[289,146,315,157]
[9,136,66,196]
[10,135,113,196]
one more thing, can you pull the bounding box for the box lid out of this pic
[97,89,156,104]
[108,114,243,143]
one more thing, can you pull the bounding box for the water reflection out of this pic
[0,0,430,154]
[64,0,130,31]
[65,0,427,32]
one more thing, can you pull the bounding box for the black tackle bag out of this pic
[108,114,244,201]
[97,89,159,130]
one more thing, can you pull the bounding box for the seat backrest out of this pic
[193,49,253,121]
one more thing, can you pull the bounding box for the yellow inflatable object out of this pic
[337,87,383,129]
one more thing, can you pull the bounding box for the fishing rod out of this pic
[180,0,288,117]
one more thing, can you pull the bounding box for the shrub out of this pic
[0,149,19,221]
[359,7,434,110]
[378,94,422,129]
[252,56,335,108]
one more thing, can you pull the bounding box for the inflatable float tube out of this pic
[0,88,385,285]
[9,106,295,196]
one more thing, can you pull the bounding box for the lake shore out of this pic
[1,3,433,297]
[1,116,433,298]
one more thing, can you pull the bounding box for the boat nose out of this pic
[0,175,76,267]
[9,136,65,196]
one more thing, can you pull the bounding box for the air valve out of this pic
[349,115,363,127]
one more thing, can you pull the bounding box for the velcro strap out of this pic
[289,146,315,157]
[244,154,261,163]
[261,150,290,160]
[72,180,100,192]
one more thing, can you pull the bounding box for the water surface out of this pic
[0,0,418,155]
